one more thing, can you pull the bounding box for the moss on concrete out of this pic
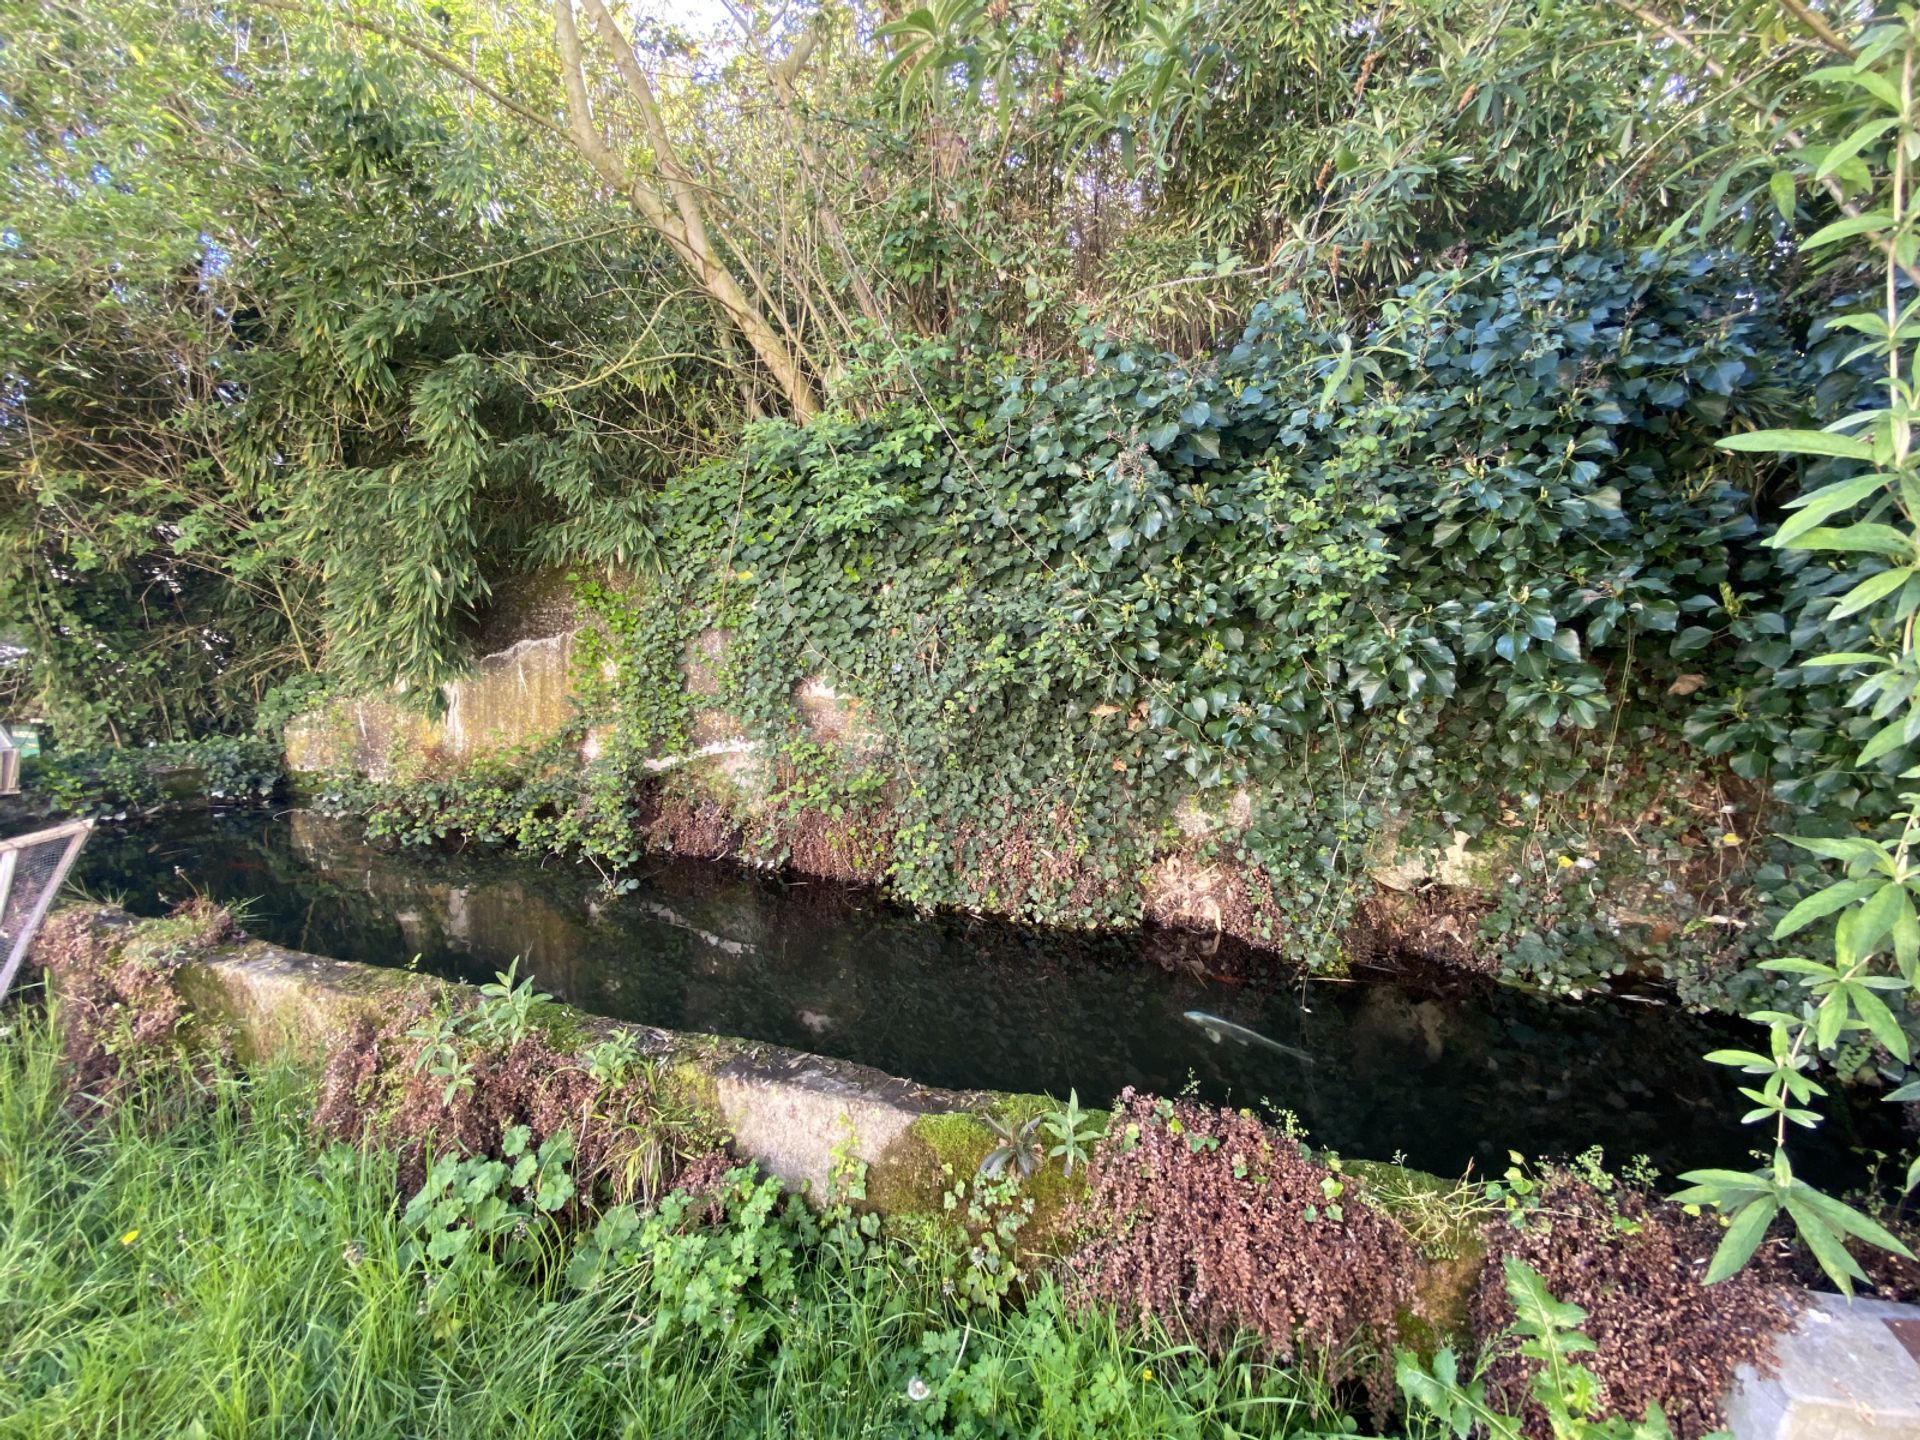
[1343,1156,1491,1346]
[661,1056,726,1133]
[525,1002,593,1054]
[867,1109,994,1214]
[48,904,1482,1292]
[868,1103,1099,1252]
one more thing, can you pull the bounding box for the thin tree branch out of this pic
[1612,0,1920,291]
[1777,0,1856,59]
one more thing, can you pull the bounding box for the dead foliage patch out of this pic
[1471,1175,1791,1440]
[781,802,895,884]
[945,801,1129,920]
[1066,1090,1423,1417]
[1354,888,1495,977]
[1143,853,1266,942]
[30,901,239,1116]
[314,1005,726,1210]
[641,789,744,860]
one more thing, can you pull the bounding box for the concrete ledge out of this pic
[1730,1295,1920,1440]
[54,902,1900,1439]
[50,905,1031,1212]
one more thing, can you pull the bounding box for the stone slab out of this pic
[45,904,1004,1218]
[1730,1295,1920,1440]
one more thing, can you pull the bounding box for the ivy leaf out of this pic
[1637,599,1680,631]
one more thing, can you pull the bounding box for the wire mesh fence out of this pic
[0,819,93,1005]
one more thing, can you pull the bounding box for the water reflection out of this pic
[76,812,1901,1186]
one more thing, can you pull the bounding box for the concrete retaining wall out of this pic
[276,610,1561,971]
[285,632,580,780]
[275,577,1724,978]
[52,904,1041,1211]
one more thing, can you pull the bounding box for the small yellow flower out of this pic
[119,1229,139,1246]
[1140,1367,1154,1384]
[1557,855,1575,869]
[1720,831,1742,847]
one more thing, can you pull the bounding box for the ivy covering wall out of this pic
[327,237,1875,1003]
[8,0,1898,1014]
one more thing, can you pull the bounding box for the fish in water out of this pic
[1183,1011,1315,1066]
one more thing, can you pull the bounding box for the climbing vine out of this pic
[602,238,1848,979]
[307,232,1888,997]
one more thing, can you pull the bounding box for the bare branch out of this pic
[248,0,571,146]
[1612,0,1920,291]
[1777,0,1855,59]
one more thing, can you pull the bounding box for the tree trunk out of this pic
[553,0,820,421]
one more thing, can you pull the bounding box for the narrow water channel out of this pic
[74,811,1903,1186]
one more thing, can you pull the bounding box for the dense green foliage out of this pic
[330,233,1868,995]
[14,737,281,819]
[2,0,1784,740]
[1,0,729,734]
[0,1004,1352,1439]
[1654,7,1920,1295]
[662,238,1823,956]
[13,0,1920,1301]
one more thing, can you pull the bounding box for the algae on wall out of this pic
[286,630,581,780]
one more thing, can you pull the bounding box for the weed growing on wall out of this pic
[1066,1089,1423,1416]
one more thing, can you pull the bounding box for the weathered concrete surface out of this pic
[281,612,1514,953]
[171,939,421,1065]
[57,905,1008,1208]
[707,1044,960,1197]
[1730,1295,1920,1440]
[284,632,580,778]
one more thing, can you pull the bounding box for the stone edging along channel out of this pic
[35,906,1907,1438]
[38,904,1099,1228]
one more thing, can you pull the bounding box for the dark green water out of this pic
[75,811,1904,1185]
